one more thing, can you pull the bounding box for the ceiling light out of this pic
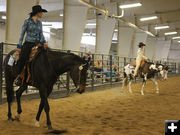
[1,15,6,19]
[177,41,180,43]
[172,36,180,39]
[114,29,118,32]
[86,23,96,26]
[164,32,177,36]
[119,3,142,9]
[59,13,63,16]
[140,16,158,21]
[154,26,169,30]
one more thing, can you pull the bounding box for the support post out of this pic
[91,54,95,90]
[110,55,113,86]
[0,42,3,103]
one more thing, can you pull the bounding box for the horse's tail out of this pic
[4,56,15,103]
[5,74,15,103]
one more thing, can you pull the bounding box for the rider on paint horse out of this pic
[16,5,48,82]
[133,42,150,77]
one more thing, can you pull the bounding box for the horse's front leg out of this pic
[8,102,12,121]
[44,97,52,130]
[15,85,28,121]
[128,80,132,94]
[35,99,44,127]
[36,87,52,129]
[141,79,146,95]
[151,78,159,94]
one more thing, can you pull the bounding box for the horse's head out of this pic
[70,60,89,94]
[156,64,169,80]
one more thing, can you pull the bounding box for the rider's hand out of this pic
[17,49,21,53]
[44,43,48,48]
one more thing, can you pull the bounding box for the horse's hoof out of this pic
[14,115,20,121]
[47,125,53,130]
[35,120,40,127]
[8,118,14,122]
[76,89,85,94]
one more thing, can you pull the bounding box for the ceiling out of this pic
[1,0,180,43]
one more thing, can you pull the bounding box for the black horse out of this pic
[4,47,89,129]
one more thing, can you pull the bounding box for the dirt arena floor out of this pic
[0,75,180,135]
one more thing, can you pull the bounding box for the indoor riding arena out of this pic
[0,0,180,135]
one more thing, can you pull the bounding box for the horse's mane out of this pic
[145,61,154,65]
[47,48,86,64]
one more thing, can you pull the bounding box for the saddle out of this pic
[130,60,145,67]
[15,46,40,86]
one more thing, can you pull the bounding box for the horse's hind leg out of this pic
[15,85,28,121]
[121,78,126,93]
[5,77,14,121]
[128,75,133,94]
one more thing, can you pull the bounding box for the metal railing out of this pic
[0,42,180,102]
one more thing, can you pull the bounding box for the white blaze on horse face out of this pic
[79,65,83,70]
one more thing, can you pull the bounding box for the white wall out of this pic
[168,44,180,61]
[117,26,134,57]
[132,31,147,58]
[155,39,171,61]
[145,36,156,60]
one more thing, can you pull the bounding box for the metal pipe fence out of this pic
[0,42,180,102]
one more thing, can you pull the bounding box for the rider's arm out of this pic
[39,21,46,45]
[17,19,28,49]
[142,55,148,60]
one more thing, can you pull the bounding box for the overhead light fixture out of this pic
[114,29,118,32]
[59,13,63,16]
[177,41,180,43]
[119,3,142,9]
[86,23,96,26]
[154,26,169,30]
[164,32,177,36]
[140,16,158,21]
[1,15,6,19]
[172,36,180,40]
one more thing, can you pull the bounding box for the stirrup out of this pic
[14,75,23,86]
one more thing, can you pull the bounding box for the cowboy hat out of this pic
[138,42,146,47]
[30,5,47,15]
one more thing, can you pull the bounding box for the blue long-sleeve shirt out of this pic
[18,17,46,48]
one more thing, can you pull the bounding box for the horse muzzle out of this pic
[76,85,85,94]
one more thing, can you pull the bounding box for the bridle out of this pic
[78,63,87,84]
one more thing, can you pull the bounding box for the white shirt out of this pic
[137,48,148,60]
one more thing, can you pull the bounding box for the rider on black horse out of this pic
[16,5,48,76]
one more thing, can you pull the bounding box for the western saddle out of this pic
[15,46,40,86]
